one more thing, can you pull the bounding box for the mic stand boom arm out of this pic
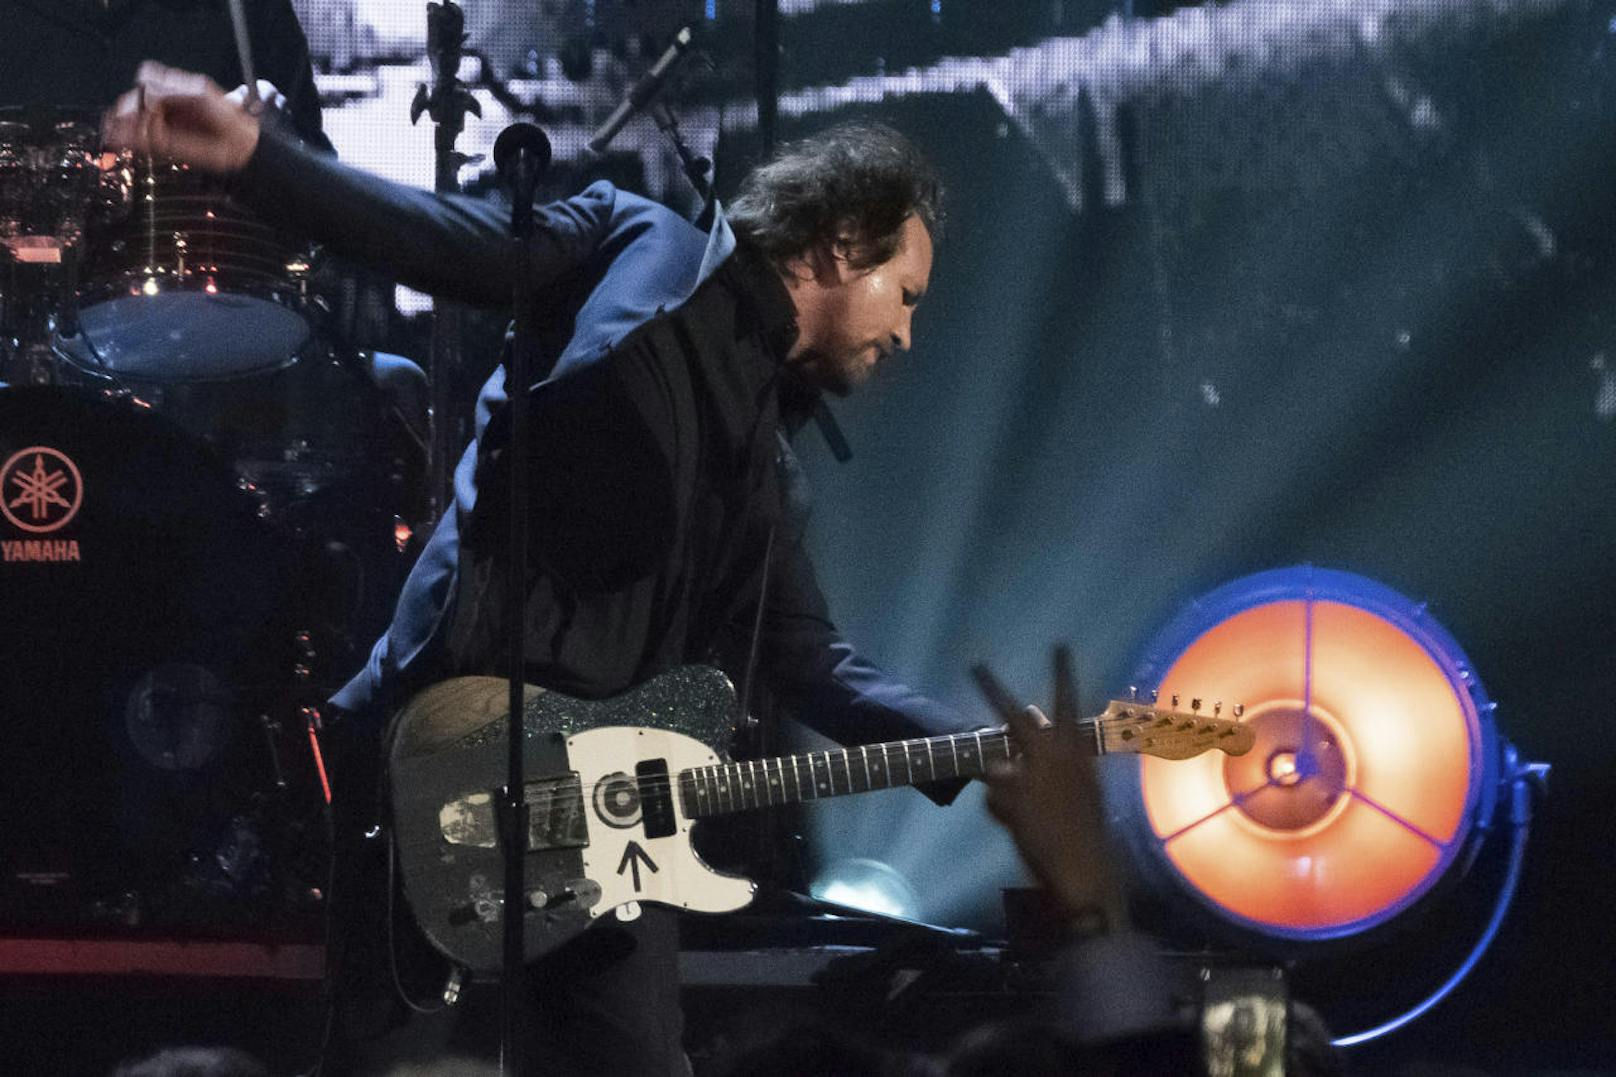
[588,25,711,206]
[648,98,712,206]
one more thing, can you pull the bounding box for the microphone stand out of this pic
[493,121,551,1077]
[647,98,712,205]
[411,0,482,522]
[588,26,711,208]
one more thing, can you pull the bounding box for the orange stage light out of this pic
[1122,567,1502,944]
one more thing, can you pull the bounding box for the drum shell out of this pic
[48,339,428,672]
[111,346,419,510]
[0,110,123,260]
[75,159,315,382]
[0,386,326,933]
[0,110,129,373]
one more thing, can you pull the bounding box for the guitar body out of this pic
[388,667,756,974]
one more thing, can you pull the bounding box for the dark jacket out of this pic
[234,129,972,773]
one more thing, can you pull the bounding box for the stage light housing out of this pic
[1112,566,1504,949]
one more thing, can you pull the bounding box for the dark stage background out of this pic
[285,0,1615,1066]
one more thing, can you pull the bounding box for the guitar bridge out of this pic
[438,774,590,851]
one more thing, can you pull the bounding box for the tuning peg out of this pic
[1214,701,1222,717]
[1149,688,1159,703]
[1129,685,1139,701]
[1171,693,1180,708]
[1191,698,1202,712]
[1233,703,1245,718]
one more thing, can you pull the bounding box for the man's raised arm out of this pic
[104,62,609,309]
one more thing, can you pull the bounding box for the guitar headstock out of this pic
[1098,697,1255,760]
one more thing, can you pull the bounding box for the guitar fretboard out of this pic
[677,726,1086,819]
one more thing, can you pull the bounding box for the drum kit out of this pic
[0,107,423,937]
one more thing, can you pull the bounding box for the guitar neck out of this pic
[678,722,1100,820]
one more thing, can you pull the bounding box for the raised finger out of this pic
[1053,644,1079,726]
[102,87,143,148]
[107,86,144,120]
[1005,701,1048,748]
[971,663,1024,726]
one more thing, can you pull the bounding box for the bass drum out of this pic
[0,386,326,933]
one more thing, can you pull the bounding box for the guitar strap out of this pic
[734,516,777,731]
[732,406,804,735]
[734,415,819,731]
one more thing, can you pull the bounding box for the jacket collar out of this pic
[702,199,799,361]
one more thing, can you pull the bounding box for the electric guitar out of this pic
[388,665,1254,973]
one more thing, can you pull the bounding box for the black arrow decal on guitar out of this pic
[617,841,658,892]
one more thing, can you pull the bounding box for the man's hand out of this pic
[102,62,261,173]
[225,79,290,114]
[973,646,1129,930]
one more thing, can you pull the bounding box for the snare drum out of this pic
[74,158,316,382]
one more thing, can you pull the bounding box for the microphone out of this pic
[494,122,552,237]
[588,26,695,154]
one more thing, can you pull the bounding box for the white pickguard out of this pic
[565,726,756,919]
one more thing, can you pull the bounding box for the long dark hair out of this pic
[728,122,943,271]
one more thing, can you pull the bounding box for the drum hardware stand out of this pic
[411,0,483,525]
[5,304,57,385]
[4,260,79,385]
[252,628,322,801]
[258,712,290,793]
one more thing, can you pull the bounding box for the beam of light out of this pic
[810,858,920,920]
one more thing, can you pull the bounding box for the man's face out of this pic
[788,214,934,397]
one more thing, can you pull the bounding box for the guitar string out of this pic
[511,715,1227,802]
[475,714,1232,812]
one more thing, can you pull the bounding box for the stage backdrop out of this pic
[292,0,1615,1064]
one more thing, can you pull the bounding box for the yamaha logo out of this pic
[1,446,84,534]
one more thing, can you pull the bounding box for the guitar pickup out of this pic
[438,774,590,851]
[636,759,676,839]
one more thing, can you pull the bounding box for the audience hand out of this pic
[973,646,1129,931]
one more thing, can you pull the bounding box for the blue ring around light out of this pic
[1114,565,1502,945]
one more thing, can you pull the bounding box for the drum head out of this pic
[0,386,311,929]
[76,292,311,381]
